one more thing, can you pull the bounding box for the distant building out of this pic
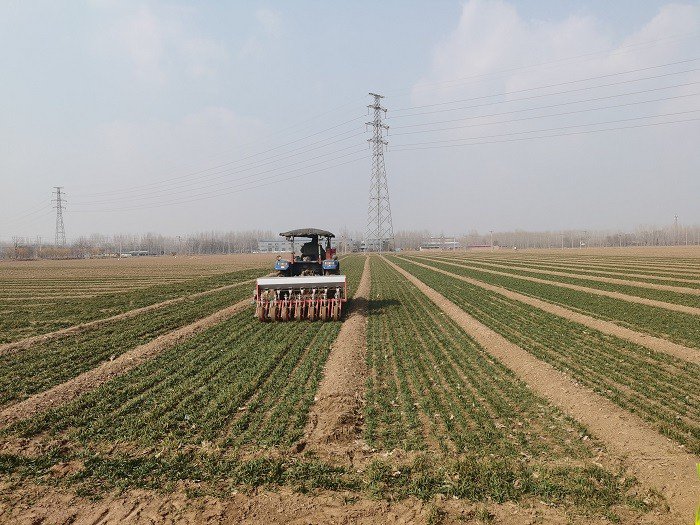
[257,240,294,253]
[258,238,338,254]
[419,237,460,251]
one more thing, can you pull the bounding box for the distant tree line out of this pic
[1,222,699,259]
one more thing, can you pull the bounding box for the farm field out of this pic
[0,254,270,344]
[0,249,699,524]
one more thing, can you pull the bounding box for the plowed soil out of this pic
[302,256,370,461]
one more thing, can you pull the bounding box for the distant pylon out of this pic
[364,93,394,253]
[53,186,66,246]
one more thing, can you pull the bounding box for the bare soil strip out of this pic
[415,256,700,316]
[1,483,608,525]
[432,256,700,295]
[0,280,253,357]
[0,298,252,428]
[301,256,370,459]
[401,257,700,365]
[382,256,699,521]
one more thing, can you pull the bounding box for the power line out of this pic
[392,91,700,136]
[72,142,367,207]
[71,156,366,213]
[74,115,366,199]
[391,81,700,130]
[384,31,700,97]
[390,62,700,116]
[391,114,700,151]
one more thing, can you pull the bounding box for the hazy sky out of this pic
[1,0,699,241]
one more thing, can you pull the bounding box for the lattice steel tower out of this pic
[53,186,66,247]
[364,93,394,252]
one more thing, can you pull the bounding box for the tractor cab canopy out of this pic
[279,228,335,240]
[279,228,335,262]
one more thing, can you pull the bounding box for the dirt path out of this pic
[1,481,637,525]
[413,256,700,316]
[383,256,699,522]
[0,298,252,428]
[301,256,370,461]
[0,280,253,357]
[427,256,700,295]
[399,257,700,365]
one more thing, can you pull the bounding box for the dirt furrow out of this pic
[428,256,700,295]
[413,256,700,316]
[401,257,700,365]
[301,256,370,458]
[382,256,699,521]
[0,298,252,428]
[0,280,253,357]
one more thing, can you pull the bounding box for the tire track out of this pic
[0,298,252,428]
[0,280,253,357]
[382,256,699,522]
[399,257,699,365]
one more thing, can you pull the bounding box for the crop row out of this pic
[8,256,365,447]
[406,256,700,350]
[0,267,265,344]
[461,252,700,270]
[463,252,700,267]
[389,256,700,454]
[366,258,591,456]
[0,256,650,514]
[431,254,700,288]
[0,283,257,408]
[361,257,648,509]
[417,255,700,309]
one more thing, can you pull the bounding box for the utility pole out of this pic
[364,93,394,253]
[490,230,494,251]
[560,233,564,250]
[52,187,66,247]
[674,215,679,246]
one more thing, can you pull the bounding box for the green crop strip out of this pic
[417,255,700,309]
[8,256,365,449]
[390,256,700,454]
[0,256,659,516]
[406,256,700,350]
[428,254,700,289]
[0,283,254,408]
[0,267,266,344]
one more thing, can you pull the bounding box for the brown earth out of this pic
[301,256,370,462]
[401,257,700,366]
[412,255,700,316]
[0,480,670,525]
[0,280,253,357]
[0,253,272,279]
[427,256,700,295]
[382,256,700,522]
[0,297,252,428]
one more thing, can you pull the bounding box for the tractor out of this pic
[254,228,346,321]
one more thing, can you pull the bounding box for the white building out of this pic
[257,240,294,253]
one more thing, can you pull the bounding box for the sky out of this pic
[1,0,699,241]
